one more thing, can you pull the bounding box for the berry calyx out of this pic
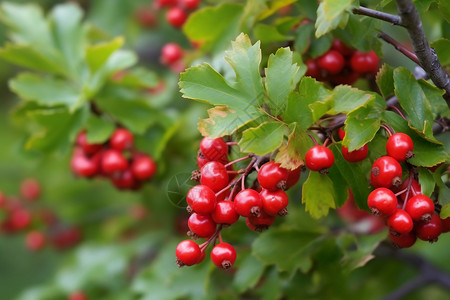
[234,189,262,217]
[305,145,335,173]
[257,161,289,191]
[386,133,414,162]
[260,189,289,216]
[110,128,134,151]
[166,6,187,28]
[200,161,229,192]
[210,242,236,269]
[317,50,345,75]
[342,144,368,162]
[161,43,183,65]
[388,209,413,234]
[187,213,216,238]
[415,213,442,242]
[247,210,276,231]
[175,240,202,266]
[370,156,403,188]
[186,185,216,215]
[404,194,435,222]
[389,231,416,248]
[367,188,398,216]
[199,137,228,162]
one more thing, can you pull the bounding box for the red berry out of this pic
[110,128,134,151]
[234,189,262,217]
[178,0,200,10]
[135,8,157,28]
[186,185,216,215]
[389,231,416,248]
[404,194,435,222]
[200,161,229,192]
[388,209,413,234]
[370,156,403,189]
[210,242,236,269]
[101,149,128,175]
[350,51,379,74]
[247,210,276,230]
[161,43,183,65]
[68,291,87,300]
[197,151,209,168]
[131,154,157,180]
[25,230,46,251]
[10,209,31,230]
[285,167,301,189]
[415,213,442,242]
[76,131,102,155]
[257,161,289,191]
[441,217,450,233]
[211,201,239,225]
[399,178,421,203]
[156,0,177,7]
[338,128,346,140]
[51,227,82,251]
[305,58,321,79]
[367,188,398,216]
[342,145,368,162]
[20,178,41,201]
[111,169,140,190]
[166,6,187,28]
[70,148,101,177]
[329,70,360,85]
[386,133,414,162]
[331,39,354,57]
[260,189,289,216]
[199,137,228,162]
[305,145,335,172]
[317,50,345,75]
[175,240,202,266]
[188,213,216,238]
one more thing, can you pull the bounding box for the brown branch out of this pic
[378,32,419,64]
[353,6,404,26]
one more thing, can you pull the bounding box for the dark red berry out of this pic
[210,242,236,269]
[131,154,157,180]
[70,147,101,177]
[135,8,157,28]
[10,209,31,230]
[342,144,368,162]
[404,194,435,222]
[331,39,354,57]
[200,161,229,192]
[389,231,416,248]
[388,209,413,234]
[441,217,450,233]
[20,178,41,201]
[175,240,202,266]
[415,213,442,242]
[188,213,216,238]
[338,128,346,140]
[68,291,87,300]
[305,58,321,79]
[350,51,379,74]
[211,201,239,225]
[386,133,414,162]
[337,189,372,222]
[247,210,276,229]
[178,0,200,10]
[285,167,301,189]
[50,227,82,250]
[305,145,335,173]
[166,6,187,28]
[111,169,140,190]
[317,50,345,75]
[370,156,403,189]
[156,0,177,7]
[199,137,228,162]
[76,131,103,156]
[257,161,289,191]
[110,128,134,151]
[260,189,289,216]
[186,185,216,215]
[25,230,45,251]
[367,188,398,216]
[234,189,262,217]
[101,149,128,175]
[161,43,183,65]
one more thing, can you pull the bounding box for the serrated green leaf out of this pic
[85,115,115,144]
[239,122,285,156]
[376,64,395,98]
[315,1,351,37]
[439,0,450,23]
[418,168,436,197]
[232,254,265,293]
[441,204,450,219]
[265,47,305,115]
[252,227,322,273]
[336,14,382,53]
[86,37,124,73]
[418,79,449,118]
[329,85,375,114]
[302,171,336,219]
[309,33,333,58]
[430,38,450,65]
[275,123,312,169]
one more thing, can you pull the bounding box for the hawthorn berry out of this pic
[110,128,134,151]
[210,242,236,269]
[260,189,289,216]
[331,39,354,57]
[68,291,88,300]
[199,137,228,162]
[200,161,229,192]
[161,43,183,65]
[156,0,177,7]
[386,133,414,162]
[367,188,398,216]
[441,217,450,233]
[257,161,289,191]
[186,185,216,215]
[197,151,209,168]
[166,6,187,28]
[131,154,157,180]
[370,156,403,188]
[76,131,102,155]
[342,145,368,162]
[247,210,276,230]
[317,50,345,75]
[285,167,301,189]
[101,149,128,175]
[389,231,417,248]
[305,58,321,79]
[338,128,346,140]
[70,148,101,177]
[404,194,435,222]
[20,178,41,201]
[388,209,413,234]
[179,0,200,10]
[135,8,157,28]
[415,213,442,242]
[25,230,45,251]
[350,51,379,74]
[175,240,202,266]
[111,169,139,190]
[10,209,32,230]
[305,145,335,173]
[188,213,216,238]
[234,189,262,217]
[50,227,82,250]
[211,201,239,225]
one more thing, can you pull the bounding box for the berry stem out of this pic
[306,132,319,146]
[199,224,223,251]
[402,171,414,210]
[380,123,396,136]
[378,32,420,65]
[224,154,253,168]
[388,105,407,120]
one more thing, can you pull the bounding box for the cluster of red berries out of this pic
[305,39,380,85]
[0,179,82,252]
[175,137,301,269]
[70,128,157,190]
[365,131,450,247]
[157,0,200,29]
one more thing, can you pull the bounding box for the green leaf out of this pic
[418,79,449,118]
[265,47,305,115]
[302,171,336,219]
[439,0,450,23]
[114,67,159,89]
[418,168,435,197]
[376,64,395,98]
[232,254,265,293]
[256,0,297,21]
[254,23,289,44]
[252,227,322,273]
[254,267,282,300]
[430,38,450,66]
[336,14,382,53]
[183,3,244,53]
[315,0,352,37]
[85,115,115,144]
[9,73,84,110]
[239,122,285,156]
[86,37,125,73]
[329,85,375,114]
[294,22,314,54]
[393,67,437,143]
[275,123,313,169]
[309,33,332,58]
[441,204,450,219]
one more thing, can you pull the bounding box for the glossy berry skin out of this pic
[25,230,45,251]
[200,161,229,192]
[388,209,413,234]
[389,231,416,248]
[370,156,403,188]
[211,201,239,225]
[166,6,187,28]
[285,167,301,189]
[404,194,435,222]
[199,137,228,162]
[175,240,202,266]
[257,161,289,191]
[76,131,102,156]
[399,178,421,203]
[305,145,335,172]
[188,213,216,238]
[367,188,398,216]
[68,291,88,300]
[20,178,41,201]
[317,50,345,75]
[197,152,209,168]
[101,149,128,175]
[338,128,346,140]
[131,155,157,180]
[110,128,134,151]
[386,133,414,162]
[111,169,139,190]
[331,39,354,57]
[342,145,368,162]
[70,148,100,177]
[305,59,321,79]
[161,43,183,65]
[415,213,442,242]
[211,242,236,269]
[234,189,262,217]
[186,185,216,215]
[350,51,379,74]
[260,189,289,216]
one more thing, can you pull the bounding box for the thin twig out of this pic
[378,31,420,64]
[353,6,404,26]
